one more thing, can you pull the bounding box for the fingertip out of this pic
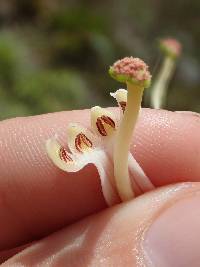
[3,182,200,266]
[0,108,199,251]
[134,109,200,186]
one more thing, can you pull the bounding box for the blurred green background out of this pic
[0,0,199,120]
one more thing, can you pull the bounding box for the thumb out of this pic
[3,182,200,267]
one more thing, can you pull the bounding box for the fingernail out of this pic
[143,195,200,267]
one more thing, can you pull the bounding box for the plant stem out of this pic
[114,83,144,201]
[150,56,175,109]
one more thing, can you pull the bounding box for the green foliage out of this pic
[48,7,107,34]
[0,32,30,86]
[0,0,199,120]
[15,70,91,114]
[0,31,91,120]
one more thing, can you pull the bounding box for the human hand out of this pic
[0,109,200,266]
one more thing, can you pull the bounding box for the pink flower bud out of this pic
[160,38,182,58]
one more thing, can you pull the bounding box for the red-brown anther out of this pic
[59,147,73,162]
[96,115,115,136]
[101,115,115,128]
[119,101,126,113]
[96,118,107,136]
[75,133,93,153]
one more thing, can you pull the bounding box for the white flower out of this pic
[46,88,154,206]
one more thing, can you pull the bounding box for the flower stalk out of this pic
[114,84,144,200]
[150,56,175,109]
[150,38,182,109]
[109,57,151,201]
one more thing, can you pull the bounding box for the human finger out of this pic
[0,109,199,251]
[3,182,200,267]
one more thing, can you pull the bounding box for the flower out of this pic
[150,38,182,109]
[159,38,182,59]
[109,57,151,88]
[46,57,155,206]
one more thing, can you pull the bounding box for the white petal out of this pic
[110,89,127,113]
[128,153,155,193]
[46,137,119,206]
[91,150,120,206]
[46,137,86,172]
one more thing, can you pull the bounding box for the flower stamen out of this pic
[96,115,115,136]
[119,101,126,113]
[91,106,116,138]
[75,133,93,153]
[59,147,73,162]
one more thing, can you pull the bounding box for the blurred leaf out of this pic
[89,33,115,64]
[15,70,91,114]
[0,31,34,86]
[48,7,107,34]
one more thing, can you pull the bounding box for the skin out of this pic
[0,108,199,265]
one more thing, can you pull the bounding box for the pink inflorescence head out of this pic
[160,38,182,58]
[109,57,151,88]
